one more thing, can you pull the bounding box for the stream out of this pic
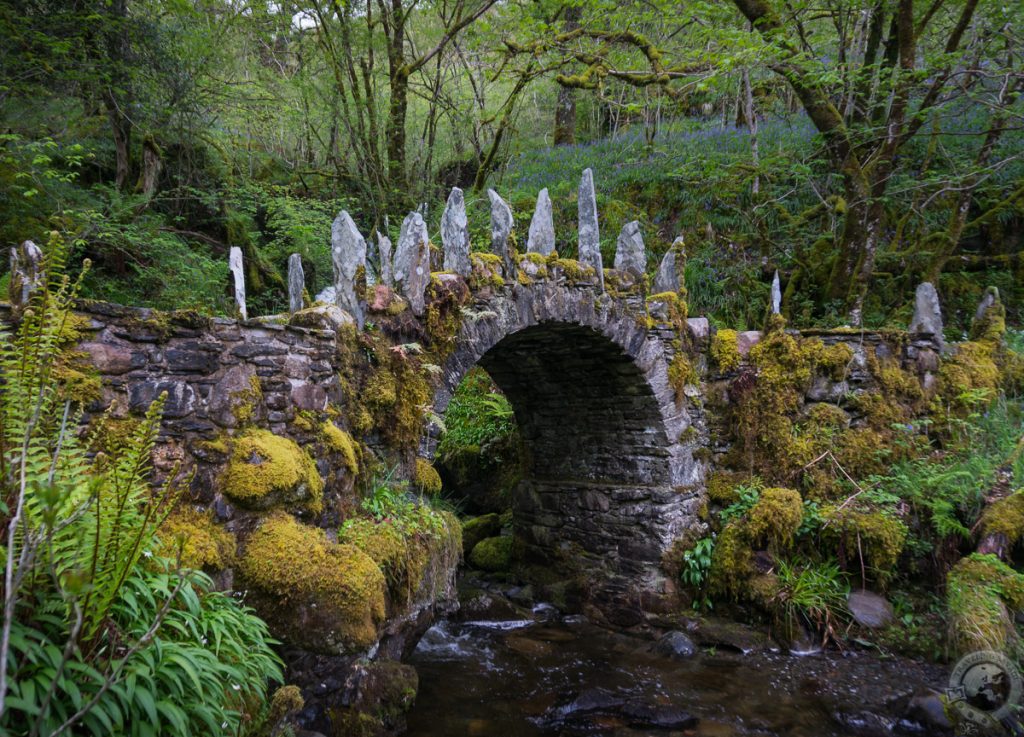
[405,585,952,736]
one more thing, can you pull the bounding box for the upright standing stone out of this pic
[393,212,430,315]
[527,188,555,255]
[228,246,247,321]
[8,240,43,309]
[488,189,516,276]
[287,253,305,314]
[441,187,472,277]
[653,237,683,294]
[331,211,367,329]
[770,270,782,315]
[969,286,1003,342]
[577,168,604,291]
[377,231,393,287]
[613,220,646,276]
[908,282,943,346]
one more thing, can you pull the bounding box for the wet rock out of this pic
[330,211,367,328]
[620,702,698,730]
[613,220,646,276]
[831,709,895,736]
[288,253,305,314]
[488,189,516,277]
[441,187,471,277]
[695,618,777,654]
[506,635,553,659]
[393,212,430,315]
[526,188,555,255]
[577,168,604,292]
[456,588,525,622]
[848,590,894,629]
[653,630,697,659]
[904,689,953,733]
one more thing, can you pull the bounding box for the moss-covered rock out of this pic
[947,553,1024,656]
[708,521,753,598]
[158,507,236,570]
[322,421,360,475]
[746,488,803,551]
[240,512,386,654]
[710,329,741,373]
[461,513,502,556]
[469,535,513,572]
[220,429,324,512]
[414,458,442,496]
[979,492,1024,546]
[820,505,907,581]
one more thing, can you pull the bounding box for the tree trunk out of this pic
[553,4,581,146]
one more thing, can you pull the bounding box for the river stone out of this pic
[847,590,894,629]
[527,188,555,255]
[577,168,603,291]
[228,246,246,320]
[330,210,367,328]
[653,630,697,659]
[488,189,516,276]
[771,270,782,314]
[653,238,682,293]
[620,702,697,730]
[904,689,953,731]
[287,253,304,314]
[613,220,646,276]
[441,187,471,276]
[8,239,43,308]
[377,231,394,287]
[908,282,943,345]
[393,211,430,315]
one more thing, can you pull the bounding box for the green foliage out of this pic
[437,368,517,462]
[774,560,851,646]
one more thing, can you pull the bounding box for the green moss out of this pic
[866,348,921,400]
[708,521,753,598]
[820,505,907,580]
[804,402,849,431]
[241,513,386,652]
[667,353,698,402]
[979,492,1024,545]
[469,535,513,572]
[322,421,360,475]
[947,553,1024,656]
[937,341,1001,405]
[268,685,304,723]
[461,513,501,556]
[158,507,236,570]
[53,363,102,403]
[710,329,741,373]
[231,374,263,427]
[469,253,505,289]
[706,471,748,505]
[548,257,595,283]
[746,488,803,551]
[969,287,1007,344]
[339,518,427,605]
[414,458,442,496]
[221,429,324,512]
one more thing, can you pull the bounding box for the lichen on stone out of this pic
[220,428,324,512]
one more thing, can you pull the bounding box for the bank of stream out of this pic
[405,577,952,737]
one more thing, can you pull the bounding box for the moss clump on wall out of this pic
[937,341,1001,407]
[221,429,324,512]
[746,488,803,551]
[667,353,698,403]
[469,535,513,572]
[425,273,471,360]
[322,421,360,475]
[339,518,427,606]
[708,521,753,598]
[710,329,741,373]
[706,471,749,505]
[469,253,505,289]
[414,458,442,496]
[820,505,907,581]
[947,553,1024,656]
[240,512,386,652]
[547,256,595,283]
[461,513,501,556]
[979,492,1024,545]
[158,507,236,570]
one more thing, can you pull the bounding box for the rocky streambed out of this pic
[405,577,954,737]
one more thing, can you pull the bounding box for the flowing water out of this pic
[406,600,949,736]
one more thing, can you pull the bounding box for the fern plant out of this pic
[0,236,282,735]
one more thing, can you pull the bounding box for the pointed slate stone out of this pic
[527,188,555,255]
[613,220,646,276]
[770,270,782,315]
[653,238,683,294]
[488,189,516,276]
[441,187,472,277]
[577,168,604,291]
[394,211,430,315]
[228,246,247,321]
[287,253,304,314]
[377,231,393,287]
[8,239,43,309]
[909,282,943,346]
[331,210,367,328]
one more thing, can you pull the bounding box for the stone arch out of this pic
[431,281,705,611]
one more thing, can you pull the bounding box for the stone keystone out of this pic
[614,220,646,276]
[770,270,782,315]
[441,187,472,277]
[394,211,430,315]
[8,239,43,309]
[331,210,367,329]
[228,246,247,321]
[908,282,943,347]
[527,188,555,255]
[653,237,684,294]
[377,231,394,287]
[488,189,516,277]
[287,253,304,314]
[577,168,604,291]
